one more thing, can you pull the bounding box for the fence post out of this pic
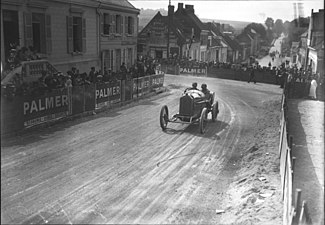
[289,135,294,149]
[292,156,296,182]
[293,189,302,224]
[299,200,312,225]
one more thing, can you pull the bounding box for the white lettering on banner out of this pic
[39,99,45,111]
[55,96,61,107]
[23,95,68,115]
[96,86,121,99]
[152,77,163,85]
[144,80,149,87]
[24,111,68,127]
[46,97,54,109]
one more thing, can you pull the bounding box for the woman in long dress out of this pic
[309,78,318,100]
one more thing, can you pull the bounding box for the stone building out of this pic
[236,28,261,61]
[205,22,241,63]
[137,3,209,61]
[297,31,308,69]
[1,0,139,74]
[306,9,324,76]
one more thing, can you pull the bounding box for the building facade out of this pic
[1,0,139,74]
[137,3,208,61]
[306,9,324,77]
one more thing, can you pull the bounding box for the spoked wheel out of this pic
[160,105,169,130]
[199,107,208,134]
[212,101,219,122]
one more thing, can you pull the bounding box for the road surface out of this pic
[258,34,290,68]
[1,75,282,224]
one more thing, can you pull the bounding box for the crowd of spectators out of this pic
[2,44,41,77]
[1,58,159,99]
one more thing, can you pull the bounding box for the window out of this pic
[115,49,121,71]
[24,12,51,54]
[127,16,134,35]
[128,48,133,67]
[67,16,86,53]
[3,10,19,61]
[115,15,121,34]
[73,17,82,52]
[103,13,110,35]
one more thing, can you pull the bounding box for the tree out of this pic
[265,17,274,30]
[243,23,266,38]
[274,19,284,37]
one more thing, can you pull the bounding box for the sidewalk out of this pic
[287,99,324,225]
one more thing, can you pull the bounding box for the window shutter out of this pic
[112,14,116,34]
[125,16,128,35]
[82,18,86,52]
[66,16,73,53]
[24,12,33,47]
[45,15,52,54]
[109,14,113,34]
[136,17,139,34]
[131,17,134,35]
[100,13,104,35]
[120,16,123,34]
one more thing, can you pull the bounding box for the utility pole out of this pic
[167,0,171,59]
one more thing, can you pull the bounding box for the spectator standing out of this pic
[248,67,256,84]
[120,62,127,73]
[309,77,318,100]
[65,75,73,87]
[89,67,97,83]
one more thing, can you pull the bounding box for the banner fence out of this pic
[1,73,165,135]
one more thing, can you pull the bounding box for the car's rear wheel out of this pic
[199,107,208,134]
[160,105,169,130]
[212,101,219,122]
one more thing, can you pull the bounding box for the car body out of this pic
[160,89,219,133]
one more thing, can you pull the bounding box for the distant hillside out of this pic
[201,18,252,33]
[138,8,252,34]
[138,8,167,31]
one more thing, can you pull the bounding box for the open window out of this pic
[24,12,52,54]
[67,16,86,54]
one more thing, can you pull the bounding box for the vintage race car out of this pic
[160,89,219,133]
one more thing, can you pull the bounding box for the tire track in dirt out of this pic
[2,75,274,224]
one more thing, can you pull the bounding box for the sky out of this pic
[129,0,324,23]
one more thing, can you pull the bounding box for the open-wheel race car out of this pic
[160,89,219,133]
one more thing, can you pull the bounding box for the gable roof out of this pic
[223,34,242,51]
[174,6,205,31]
[138,12,186,42]
[236,32,252,44]
[100,0,137,9]
[205,22,241,51]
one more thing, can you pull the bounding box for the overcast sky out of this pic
[129,0,324,23]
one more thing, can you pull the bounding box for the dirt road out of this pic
[1,75,282,224]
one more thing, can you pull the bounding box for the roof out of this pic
[222,34,242,51]
[99,0,137,9]
[205,22,241,51]
[174,6,205,31]
[138,12,186,43]
[236,32,252,44]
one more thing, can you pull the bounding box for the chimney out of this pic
[178,3,183,10]
[185,4,194,13]
[168,5,174,17]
